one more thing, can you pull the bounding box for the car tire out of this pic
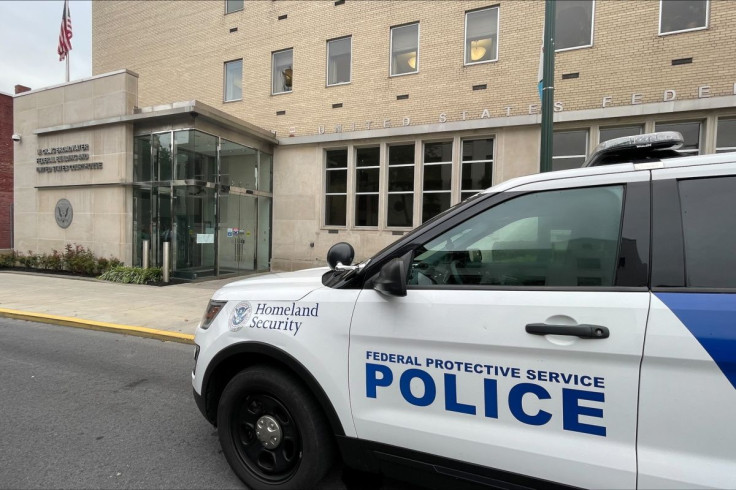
[217,366,334,490]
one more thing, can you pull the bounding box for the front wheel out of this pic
[217,367,334,490]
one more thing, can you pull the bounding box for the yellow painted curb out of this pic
[0,308,195,345]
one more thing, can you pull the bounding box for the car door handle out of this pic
[525,323,609,339]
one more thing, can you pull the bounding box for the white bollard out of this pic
[142,239,150,269]
[163,241,170,283]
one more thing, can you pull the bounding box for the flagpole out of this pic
[66,54,70,83]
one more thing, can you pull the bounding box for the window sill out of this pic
[390,70,419,78]
[326,81,352,88]
[658,26,708,36]
[223,98,242,103]
[555,43,594,53]
[464,58,498,67]
[272,90,293,96]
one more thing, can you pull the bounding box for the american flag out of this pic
[57,0,73,61]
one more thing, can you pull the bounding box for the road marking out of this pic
[0,308,195,345]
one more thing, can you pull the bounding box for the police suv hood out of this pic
[211,267,330,302]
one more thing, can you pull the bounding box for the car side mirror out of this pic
[373,252,411,297]
[326,242,355,270]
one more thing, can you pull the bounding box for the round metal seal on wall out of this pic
[55,199,73,229]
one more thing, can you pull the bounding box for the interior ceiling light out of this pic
[470,40,488,61]
[407,54,416,70]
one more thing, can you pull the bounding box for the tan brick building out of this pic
[14,0,736,277]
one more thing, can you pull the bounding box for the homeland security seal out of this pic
[229,301,252,332]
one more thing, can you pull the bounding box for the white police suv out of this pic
[193,132,736,490]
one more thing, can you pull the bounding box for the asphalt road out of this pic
[0,318,414,490]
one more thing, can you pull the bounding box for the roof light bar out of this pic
[583,131,684,167]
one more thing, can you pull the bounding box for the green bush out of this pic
[0,244,121,277]
[98,266,163,284]
[0,251,16,268]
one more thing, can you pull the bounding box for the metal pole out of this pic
[163,241,170,283]
[540,0,556,173]
[142,239,149,269]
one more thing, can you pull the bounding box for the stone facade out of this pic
[13,71,138,263]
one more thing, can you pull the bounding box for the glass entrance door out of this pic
[172,185,216,279]
[218,190,258,274]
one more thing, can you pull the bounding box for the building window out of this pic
[224,59,242,102]
[599,125,643,144]
[552,130,588,170]
[327,36,351,86]
[655,121,701,155]
[461,138,493,201]
[716,118,736,153]
[355,146,380,227]
[272,49,293,95]
[390,23,419,76]
[325,149,348,227]
[465,7,499,65]
[555,0,594,51]
[660,0,708,35]
[225,0,243,14]
[387,144,415,227]
[422,141,453,222]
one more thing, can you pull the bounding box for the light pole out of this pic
[540,0,556,172]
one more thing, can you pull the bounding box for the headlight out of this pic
[200,300,227,330]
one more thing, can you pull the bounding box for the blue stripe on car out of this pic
[655,293,736,390]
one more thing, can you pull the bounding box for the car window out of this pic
[679,176,736,288]
[408,186,624,287]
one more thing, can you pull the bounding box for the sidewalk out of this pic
[0,271,249,344]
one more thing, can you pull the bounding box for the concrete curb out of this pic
[0,308,195,345]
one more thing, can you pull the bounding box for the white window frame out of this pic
[326,36,352,87]
[390,22,420,77]
[225,0,243,15]
[386,143,416,228]
[659,0,709,36]
[552,130,589,170]
[716,117,736,154]
[464,6,500,66]
[223,59,242,102]
[655,121,702,156]
[354,146,382,229]
[598,125,644,145]
[460,138,495,199]
[421,141,453,222]
[272,48,293,95]
[324,148,349,228]
[555,0,595,53]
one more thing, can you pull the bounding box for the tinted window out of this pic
[552,130,587,170]
[660,0,708,34]
[599,125,643,144]
[679,176,736,288]
[716,118,736,153]
[555,0,594,50]
[408,186,624,287]
[655,121,701,155]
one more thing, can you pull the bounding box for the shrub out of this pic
[21,251,38,269]
[0,251,15,268]
[0,245,122,277]
[98,266,163,284]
